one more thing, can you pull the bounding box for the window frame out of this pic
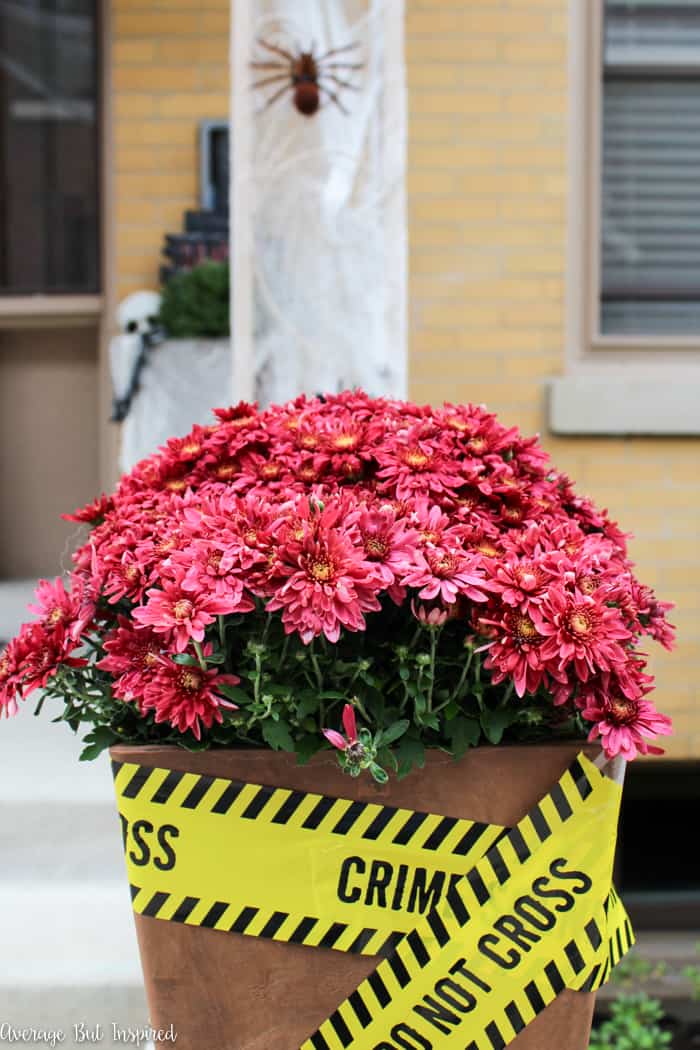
[570,0,700,359]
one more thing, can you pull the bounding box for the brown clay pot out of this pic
[110,741,602,1050]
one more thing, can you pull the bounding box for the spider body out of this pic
[252,39,362,116]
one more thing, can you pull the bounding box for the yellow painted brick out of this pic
[114,66,199,92]
[407,10,555,36]
[199,66,231,91]
[411,197,503,222]
[114,11,205,35]
[116,225,164,251]
[115,199,161,225]
[409,65,465,88]
[406,38,504,62]
[118,171,197,198]
[408,172,456,194]
[113,40,156,64]
[411,92,503,116]
[201,13,229,33]
[113,94,156,118]
[502,40,566,64]
[115,121,197,147]
[408,117,455,143]
[158,93,229,118]
[157,38,230,63]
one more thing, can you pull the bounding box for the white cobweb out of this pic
[241,0,407,404]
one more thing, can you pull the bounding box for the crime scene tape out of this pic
[112,751,633,1049]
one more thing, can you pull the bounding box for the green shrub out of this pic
[158,261,229,339]
[589,992,672,1050]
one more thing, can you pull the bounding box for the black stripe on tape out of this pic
[616,927,624,960]
[201,901,229,929]
[181,775,213,810]
[171,896,199,923]
[289,917,317,944]
[332,801,366,835]
[259,911,288,939]
[569,757,593,799]
[486,1020,506,1050]
[328,1009,353,1048]
[368,971,391,1008]
[487,844,509,885]
[211,781,243,814]
[241,785,273,820]
[309,1032,330,1050]
[122,767,153,799]
[142,891,169,918]
[151,770,184,805]
[525,980,546,1014]
[349,990,372,1028]
[427,910,450,947]
[550,783,573,821]
[529,805,551,842]
[270,790,306,825]
[565,939,586,975]
[580,964,601,993]
[467,868,490,905]
[585,918,603,950]
[347,927,378,954]
[387,950,411,988]
[452,821,487,856]
[378,931,405,958]
[508,826,531,863]
[406,930,430,968]
[111,759,124,779]
[362,806,398,841]
[422,816,458,851]
[302,796,335,830]
[466,1043,478,1050]
[624,918,634,949]
[505,1000,526,1034]
[446,883,470,927]
[544,960,565,994]
[129,884,140,902]
[229,906,258,933]
[392,811,428,846]
[318,923,348,950]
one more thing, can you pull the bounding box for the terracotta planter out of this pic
[111,741,602,1050]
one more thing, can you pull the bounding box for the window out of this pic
[0,1,100,295]
[601,1,700,337]
[549,0,700,436]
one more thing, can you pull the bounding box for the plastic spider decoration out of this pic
[251,38,363,116]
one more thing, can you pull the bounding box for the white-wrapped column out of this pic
[231,0,407,405]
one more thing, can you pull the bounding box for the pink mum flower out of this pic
[481,609,552,698]
[402,546,489,604]
[133,575,234,652]
[97,616,163,701]
[531,587,631,682]
[267,525,381,644]
[141,659,239,740]
[582,690,673,761]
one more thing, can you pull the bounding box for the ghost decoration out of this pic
[109,291,162,421]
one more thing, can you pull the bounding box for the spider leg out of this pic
[251,73,291,90]
[316,41,360,62]
[256,38,296,63]
[250,61,289,70]
[319,62,364,71]
[260,80,293,110]
[318,83,349,116]
[319,73,361,92]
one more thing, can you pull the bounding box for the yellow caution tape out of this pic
[112,752,633,1050]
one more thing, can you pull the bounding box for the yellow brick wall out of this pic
[111,0,697,758]
[112,0,230,301]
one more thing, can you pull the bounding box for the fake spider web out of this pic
[237,0,407,404]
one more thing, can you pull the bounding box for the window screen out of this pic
[601,1,700,335]
[0,2,99,294]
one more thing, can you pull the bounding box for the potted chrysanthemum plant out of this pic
[0,392,674,1050]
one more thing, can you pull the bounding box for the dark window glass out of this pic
[601,0,700,335]
[0,1,99,294]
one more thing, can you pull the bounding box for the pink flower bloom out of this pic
[323,704,358,751]
[480,609,552,698]
[486,557,549,609]
[97,616,163,700]
[141,658,240,740]
[582,692,673,761]
[402,547,489,604]
[531,587,631,682]
[133,575,234,652]
[267,524,381,644]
